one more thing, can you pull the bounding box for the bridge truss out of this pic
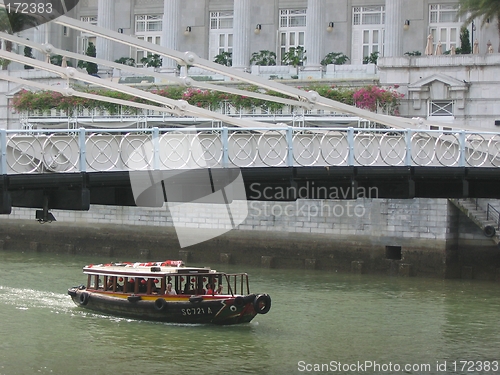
[1,11,500,219]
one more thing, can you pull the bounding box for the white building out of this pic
[2,0,500,129]
[20,0,494,66]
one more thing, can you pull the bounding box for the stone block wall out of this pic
[0,198,454,272]
[1,198,498,279]
[0,198,453,240]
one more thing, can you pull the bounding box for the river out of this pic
[0,250,499,375]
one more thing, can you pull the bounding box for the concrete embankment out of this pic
[0,198,499,281]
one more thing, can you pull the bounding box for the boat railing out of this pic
[84,270,252,297]
[224,273,250,296]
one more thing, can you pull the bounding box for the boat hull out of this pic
[68,287,270,325]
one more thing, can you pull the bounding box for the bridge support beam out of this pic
[0,175,11,214]
[0,190,11,214]
[11,188,90,212]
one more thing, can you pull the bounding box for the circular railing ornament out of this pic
[42,134,79,172]
[487,135,500,167]
[120,133,153,171]
[158,131,192,169]
[353,131,380,166]
[380,132,406,166]
[86,133,120,171]
[411,132,435,166]
[258,130,287,167]
[293,131,322,166]
[228,131,258,167]
[320,131,349,166]
[435,132,460,166]
[190,132,223,168]
[7,135,43,173]
[465,133,488,167]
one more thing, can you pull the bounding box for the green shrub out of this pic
[282,46,306,67]
[363,51,379,65]
[213,51,232,66]
[250,50,277,66]
[77,42,98,75]
[321,52,350,66]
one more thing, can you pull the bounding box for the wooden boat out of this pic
[67,260,271,325]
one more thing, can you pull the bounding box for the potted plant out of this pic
[459,27,471,54]
[140,54,162,69]
[0,58,10,70]
[282,46,306,67]
[50,54,73,67]
[115,57,136,66]
[213,51,232,67]
[363,51,379,65]
[23,45,35,69]
[404,51,422,56]
[250,50,277,66]
[77,42,98,75]
[320,52,350,66]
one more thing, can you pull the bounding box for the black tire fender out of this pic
[253,294,271,314]
[484,225,496,237]
[154,298,168,311]
[79,292,89,306]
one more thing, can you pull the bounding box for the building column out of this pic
[33,24,48,61]
[232,0,251,71]
[303,0,323,75]
[96,0,115,71]
[161,0,181,73]
[384,0,403,57]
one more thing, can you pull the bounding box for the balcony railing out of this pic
[19,101,367,129]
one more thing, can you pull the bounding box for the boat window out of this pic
[224,273,250,295]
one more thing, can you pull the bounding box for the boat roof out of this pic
[83,260,219,278]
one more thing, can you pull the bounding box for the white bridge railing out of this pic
[20,102,358,126]
[1,127,500,175]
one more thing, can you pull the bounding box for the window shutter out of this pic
[351,29,362,64]
[209,32,219,61]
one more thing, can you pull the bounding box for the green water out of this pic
[0,250,499,375]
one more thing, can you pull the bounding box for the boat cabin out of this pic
[83,261,251,297]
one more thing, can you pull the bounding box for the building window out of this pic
[429,4,460,23]
[63,26,69,37]
[279,9,306,64]
[429,4,462,52]
[135,15,162,67]
[280,9,306,28]
[209,11,233,61]
[351,6,385,64]
[78,16,97,54]
[80,16,97,25]
[210,11,233,30]
[135,15,162,32]
[429,100,454,117]
[353,6,385,26]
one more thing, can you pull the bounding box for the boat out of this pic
[67,260,271,325]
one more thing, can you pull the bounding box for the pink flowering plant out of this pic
[352,85,404,115]
[11,84,404,116]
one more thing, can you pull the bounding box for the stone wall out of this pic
[2,198,498,280]
[378,54,500,130]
